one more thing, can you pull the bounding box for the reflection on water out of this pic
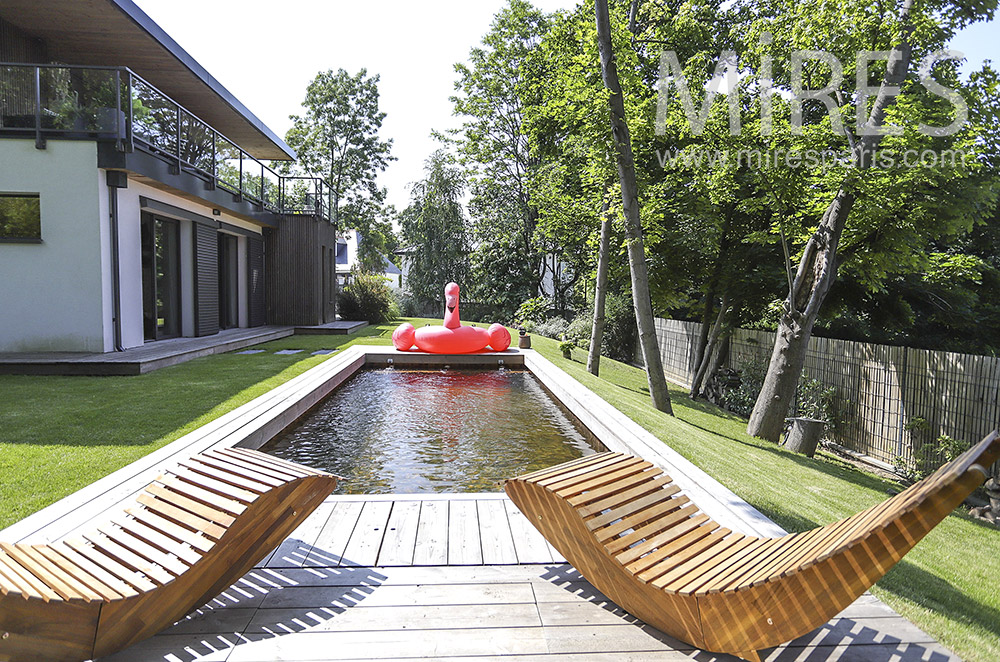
[261,369,594,493]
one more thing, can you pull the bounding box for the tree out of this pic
[595,0,672,414]
[740,0,998,440]
[587,194,613,375]
[452,0,551,314]
[285,68,394,319]
[400,149,471,309]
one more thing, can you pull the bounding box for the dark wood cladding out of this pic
[0,16,48,63]
[193,222,219,337]
[247,235,266,327]
[264,215,338,325]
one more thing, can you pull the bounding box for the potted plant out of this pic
[558,339,575,359]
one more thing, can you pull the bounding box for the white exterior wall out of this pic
[0,138,267,353]
[0,141,107,352]
[114,181,263,348]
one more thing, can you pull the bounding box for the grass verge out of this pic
[0,319,995,660]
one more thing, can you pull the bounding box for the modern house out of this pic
[0,0,339,354]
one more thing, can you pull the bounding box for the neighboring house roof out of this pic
[0,0,294,160]
[382,256,402,276]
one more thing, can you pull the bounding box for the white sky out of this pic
[132,0,995,213]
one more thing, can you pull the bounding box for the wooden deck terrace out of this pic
[0,326,294,376]
[0,321,368,376]
[96,492,957,662]
[0,346,958,661]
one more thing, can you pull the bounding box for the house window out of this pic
[0,194,41,242]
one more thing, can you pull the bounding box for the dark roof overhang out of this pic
[0,0,295,160]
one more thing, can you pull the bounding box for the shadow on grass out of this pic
[879,557,1000,648]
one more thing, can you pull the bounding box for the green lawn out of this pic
[1,318,996,660]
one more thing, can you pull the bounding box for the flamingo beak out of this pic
[446,295,458,313]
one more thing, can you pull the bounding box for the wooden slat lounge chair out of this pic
[505,430,1000,662]
[0,448,338,662]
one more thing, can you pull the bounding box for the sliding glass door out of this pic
[218,233,239,329]
[141,213,181,341]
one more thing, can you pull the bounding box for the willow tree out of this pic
[400,149,471,309]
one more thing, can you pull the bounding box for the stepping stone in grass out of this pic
[311,349,338,355]
[235,349,266,355]
[274,349,304,355]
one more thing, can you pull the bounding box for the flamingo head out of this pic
[444,282,460,328]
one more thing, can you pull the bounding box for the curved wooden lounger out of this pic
[505,430,1000,662]
[0,448,338,662]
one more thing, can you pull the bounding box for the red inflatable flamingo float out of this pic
[393,282,511,353]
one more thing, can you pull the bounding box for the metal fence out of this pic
[652,318,1000,474]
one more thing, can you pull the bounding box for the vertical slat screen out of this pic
[247,235,266,327]
[193,223,219,337]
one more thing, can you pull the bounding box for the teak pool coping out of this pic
[1,346,783,544]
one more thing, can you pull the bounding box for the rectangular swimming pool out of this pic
[260,367,595,493]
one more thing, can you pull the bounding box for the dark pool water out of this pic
[261,368,594,493]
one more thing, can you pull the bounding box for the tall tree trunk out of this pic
[747,0,913,440]
[691,294,730,398]
[595,0,673,414]
[588,194,613,376]
[693,288,717,381]
[691,210,732,382]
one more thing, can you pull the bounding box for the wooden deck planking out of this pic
[95,496,957,662]
[412,500,449,566]
[503,498,555,564]
[263,501,336,568]
[340,501,393,567]
[0,326,295,376]
[377,500,421,566]
[306,501,365,568]
[477,499,518,565]
[447,499,483,565]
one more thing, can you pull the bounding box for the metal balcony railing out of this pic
[0,62,332,221]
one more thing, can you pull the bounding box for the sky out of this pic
[132,0,996,213]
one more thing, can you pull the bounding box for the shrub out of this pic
[721,355,769,418]
[894,419,971,481]
[534,316,569,339]
[601,293,637,363]
[566,314,592,349]
[339,272,398,324]
[515,297,552,327]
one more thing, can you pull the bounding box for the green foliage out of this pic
[338,272,398,324]
[601,292,637,364]
[796,377,838,424]
[284,68,394,236]
[566,314,593,348]
[453,1,554,310]
[515,296,552,327]
[722,358,840,426]
[722,355,770,417]
[400,149,470,307]
[534,316,569,339]
[557,338,576,355]
[894,426,973,482]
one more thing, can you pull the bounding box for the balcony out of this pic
[0,63,331,222]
